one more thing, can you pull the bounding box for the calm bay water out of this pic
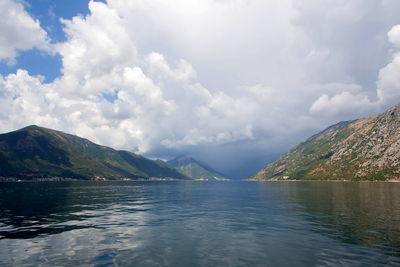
[0,181,399,266]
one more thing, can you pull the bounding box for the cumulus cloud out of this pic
[1,0,400,177]
[0,0,51,64]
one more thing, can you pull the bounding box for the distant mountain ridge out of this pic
[0,125,187,180]
[250,103,400,181]
[167,155,228,180]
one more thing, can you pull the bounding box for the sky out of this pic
[1,0,400,178]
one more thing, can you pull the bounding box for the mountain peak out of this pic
[169,155,196,165]
[167,155,228,180]
[16,125,64,137]
[23,124,40,129]
[20,125,51,131]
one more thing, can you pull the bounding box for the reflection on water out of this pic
[0,181,399,266]
[271,182,400,252]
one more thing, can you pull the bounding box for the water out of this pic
[0,181,399,266]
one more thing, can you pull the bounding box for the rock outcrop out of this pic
[250,103,400,181]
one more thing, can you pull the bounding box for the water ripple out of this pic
[0,181,400,266]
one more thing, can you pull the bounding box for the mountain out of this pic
[0,125,187,180]
[167,155,228,180]
[250,103,400,181]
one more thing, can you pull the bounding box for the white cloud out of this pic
[377,52,400,106]
[55,1,138,95]
[0,0,51,64]
[376,24,400,108]
[388,24,400,47]
[310,92,375,117]
[146,52,196,82]
[0,70,57,132]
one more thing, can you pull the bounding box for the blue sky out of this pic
[0,0,98,82]
[1,0,400,178]
[22,0,93,41]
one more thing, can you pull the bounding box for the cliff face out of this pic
[250,103,400,181]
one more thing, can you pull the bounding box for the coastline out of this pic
[245,178,400,183]
[0,177,184,182]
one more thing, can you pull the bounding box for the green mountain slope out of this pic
[249,103,400,181]
[167,155,228,180]
[0,125,187,180]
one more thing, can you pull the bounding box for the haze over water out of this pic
[0,181,399,266]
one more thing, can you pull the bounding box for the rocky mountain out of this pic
[0,125,187,181]
[250,103,400,181]
[167,155,228,180]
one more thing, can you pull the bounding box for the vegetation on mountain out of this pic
[167,155,228,180]
[250,103,400,181]
[0,125,187,180]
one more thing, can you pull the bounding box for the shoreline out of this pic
[0,177,229,182]
[0,177,185,182]
[246,179,400,183]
